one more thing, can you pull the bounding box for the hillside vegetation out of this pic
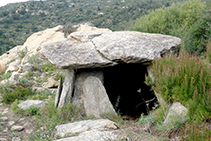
[0,0,187,55]
[131,0,211,55]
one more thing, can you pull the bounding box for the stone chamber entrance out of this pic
[104,63,157,119]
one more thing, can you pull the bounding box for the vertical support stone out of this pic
[83,76,116,118]
[146,65,168,109]
[72,69,104,108]
[57,68,75,108]
[55,77,63,108]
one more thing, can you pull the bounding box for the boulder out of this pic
[55,119,118,137]
[55,129,118,141]
[42,77,59,88]
[18,100,47,110]
[72,69,104,108]
[39,30,181,69]
[164,102,188,126]
[21,25,65,53]
[83,76,116,118]
[57,69,75,108]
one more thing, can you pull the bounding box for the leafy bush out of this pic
[131,0,210,54]
[1,71,12,80]
[2,86,37,104]
[145,47,211,121]
[185,13,211,54]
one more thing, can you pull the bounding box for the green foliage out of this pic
[145,47,211,121]
[181,121,211,141]
[27,54,41,65]
[1,71,12,80]
[0,0,187,55]
[25,106,40,116]
[42,62,57,72]
[18,46,28,58]
[2,86,37,104]
[10,100,24,116]
[28,98,86,140]
[131,0,210,54]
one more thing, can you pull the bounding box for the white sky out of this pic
[0,0,38,7]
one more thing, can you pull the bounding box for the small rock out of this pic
[12,137,21,141]
[19,118,25,122]
[0,117,8,121]
[25,129,33,134]
[104,122,119,129]
[42,77,59,88]
[2,108,9,114]
[8,121,15,126]
[11,125,24,132]
[0,138,7,141]
[3,127,8,132]
[18,100,47,110]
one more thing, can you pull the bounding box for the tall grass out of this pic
[146,45,211,121]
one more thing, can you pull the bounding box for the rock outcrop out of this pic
[39,31,181,69]
[55,119,119,139]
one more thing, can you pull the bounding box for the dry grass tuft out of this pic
[0,62,5,75]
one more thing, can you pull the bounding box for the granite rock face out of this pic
[39,31,181,69]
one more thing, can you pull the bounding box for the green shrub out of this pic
[27,54,41,65]
[185,14,211,55]
[42,62,57,72]
[2,86,37,104]
[1,71,12,80]
[131,0,210,55]
[18,46,28,58]
[145,47,211,121]
[181,121,211,141]
[25,106,40,116]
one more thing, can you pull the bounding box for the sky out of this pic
[0,0,38,7]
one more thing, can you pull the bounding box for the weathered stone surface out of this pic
[12,137,21,141]
[5,58,21,74]
[42,77,59,88]
[58,69,75,108]
[164,102,188,125]
[55,129,118,141]
[39,30,181,69]
[72,69,104,108]
[55,77,63,108]
[55,119,117,137]
[8,121,15,126]
[0,45,21,67]
[92,31,181,63]
[39,40,114,69]
[21,25,65,53]
[11,125,24,132]
[7,72,20,85]
[83,76,116,118]
[18,100,47,110]
[0,117,8,121]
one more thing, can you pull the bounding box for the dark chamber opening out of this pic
[104,63,157,119]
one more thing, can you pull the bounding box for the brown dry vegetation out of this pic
[0,62,5,75]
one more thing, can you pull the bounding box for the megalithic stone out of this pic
[57,68,75,108]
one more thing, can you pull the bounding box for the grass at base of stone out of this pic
[26,97,88,140]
